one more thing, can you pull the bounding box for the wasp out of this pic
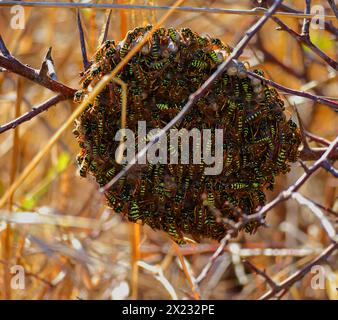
[197,36,207,46]
[129,201,141,221]
[181,27,195,41]
[151,34,160,59]
[234,78,241,98]
[227,100,237,116]
[156,103,169,110]
[79,154,90,177]
[276,146,287,168]
[106,167,116,178]
[74,90,84,103]
[106,191,116,206]
[166,215,185,244]
[191,59,208,70]
[209,50,219,63]
[168,27,179,42]
[195,208,205,232]
[245,108,266,123]
[236,103,244,136]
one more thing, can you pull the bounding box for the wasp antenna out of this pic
[101,10,112,45]
[76,9,90,71]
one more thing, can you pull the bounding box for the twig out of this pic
[247,70,338,111]
[265,0,338,36]
[0,95,67,134]
[271,16,338,70]
[100,0,284,193]
[305,131,330,147]
[299,195,338,217]
[243,259,279,290]
[291,192,337,241]
[259,242,337,300]
[253,136,338,220]
[0,35,76,98]
[0,1,336,20]
[138,261,178,300]
[173,242,201,300]
[321,160,338,177]
[327,0,338,20]
[299,147,338,161]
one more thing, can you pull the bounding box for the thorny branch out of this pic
[196,136,338,287]
[246,70,338,111]
[0,95,67,134]
[264,0,338,36]
[259,242,337,300]
[271,15,338,70]
[0,35,76,98]
[243,242,337,300]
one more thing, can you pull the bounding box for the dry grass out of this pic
[0,0,337,300]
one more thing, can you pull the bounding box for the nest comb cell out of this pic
[73,26,301,244]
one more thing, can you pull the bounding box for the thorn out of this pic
[76,9,90,71]
[0,34,11,58]
[101,10,112,45]
[39,47,57,80]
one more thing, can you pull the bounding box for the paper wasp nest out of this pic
[73,26,301,244]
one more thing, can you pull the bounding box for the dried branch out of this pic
[291,192,337,241]
[271,16,338,70]
[321,160,338,177]
[300,147,338,161]
[0,95,66,134]
[259,242,337,300]
[265,0,338,36]
[0,1,336,20]
[327,0,338,20]
[243,259,279,290]
[299,195,338,217]
[305,131,330,147]
[246,70,338,111]
[138,261,178,300]
[0,35,76,98]
[100,0,284,193]
[254,136,338,220]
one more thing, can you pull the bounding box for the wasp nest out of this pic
[73,26,301,244]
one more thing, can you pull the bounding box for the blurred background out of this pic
[0,0,337,300]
